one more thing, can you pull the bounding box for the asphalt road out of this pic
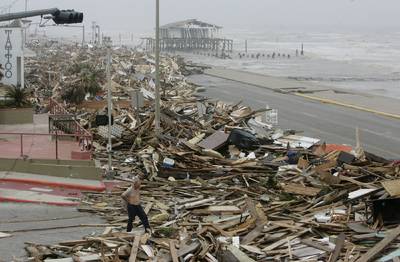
[0,203,106,261]
[188,74,400,159]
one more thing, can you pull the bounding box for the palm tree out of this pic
[62,63,105,105]
[5,87,30,108]
[0,63,4,81]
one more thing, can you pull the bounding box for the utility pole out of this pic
[24,0,27,44]
[106,48,113,174]
[154,0,161,135]
[82,24,85,47]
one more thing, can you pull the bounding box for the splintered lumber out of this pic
[129,236,141,262]
[241,222,267,244]
[180,197,216,209]
[141,245,154,258]
[356,225,400,262]
[329,233,345,262]
[226,245,256,262]
[382,179,400,197]
[282,183,321,196]
[292,247,325,259]
[301,239,333,252]
[240,245,265,256]
[44,254,102,262]
[377,249,400,262]
[347,223,375,234]
[0,232,12,238]
[177,241,201,257]
[192,205,241,215]
[169,240,179,262]
[262,230,308,252]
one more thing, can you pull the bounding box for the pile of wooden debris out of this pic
[23,43,400,261]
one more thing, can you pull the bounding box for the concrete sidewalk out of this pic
[0,188,80,206]
[0,114,87,160]
[0,171,106,191]
[205,67,400,119]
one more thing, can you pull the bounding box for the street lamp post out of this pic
[154,0,161,136]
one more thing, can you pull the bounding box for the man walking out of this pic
[121,176,151,233]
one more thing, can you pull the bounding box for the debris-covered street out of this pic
[3,41,397,261]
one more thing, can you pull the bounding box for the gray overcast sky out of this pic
[6,0,400,34]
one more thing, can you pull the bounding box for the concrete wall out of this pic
[0,158,102,180]
[0,107,33,124]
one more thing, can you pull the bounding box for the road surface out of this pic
[188,74,400,159]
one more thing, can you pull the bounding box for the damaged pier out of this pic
[144,19,233,53]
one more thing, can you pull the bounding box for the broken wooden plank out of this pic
[262,230,307,252]
[197,131,229,150]
[377,249,400,262]
[226,245,256,262]
[328,233,345,262]
[240,245,265,256]
[282,183,321,196]
[179,197,216,209]
[382,179,400,197]
[301,238,333,252]
[292,246,325,259]
[241,221,267,244]
[0,232,12,238]
[129,236,141,262]
[169,240,179,262]
[347,223,375,234]
[177,240,201,257]
[192,205,241,215]
[44,254,102,262]
[356,225,400,262]
[141,245,154,258]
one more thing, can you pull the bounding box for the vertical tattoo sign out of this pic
[4,30,13,79]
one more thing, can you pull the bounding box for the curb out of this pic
[204,71,276,92]
[295,93,400,120]
[0,197,79,206]
[0,177,106,192]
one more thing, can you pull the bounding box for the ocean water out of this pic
[178,28,400,99]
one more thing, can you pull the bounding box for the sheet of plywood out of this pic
[197,131,229,150]
[382,179,400,197]
[282,183,321,196]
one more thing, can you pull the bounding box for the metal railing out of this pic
[0,132,92,160]
[48,98,92,141]
[0,99,93,160]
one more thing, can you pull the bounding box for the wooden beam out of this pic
[241,222,267,244]
[226,245,256,262]
[262,230,308,252]
[357,225,400,262]
[169,240,179,262]
[129,235,141,262]
[329,233,345,262]
[301,239,333,252]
